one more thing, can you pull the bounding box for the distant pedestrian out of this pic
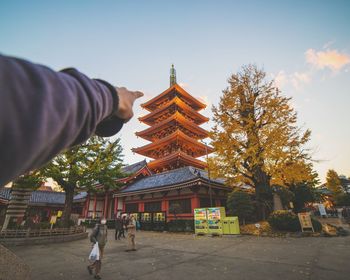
[125,214,137,252]
[115,215,123,240]
[122,215,128,236]
[136,218,141,231]
[88,218,108,279]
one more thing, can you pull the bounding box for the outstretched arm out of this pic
[0,55,142,186]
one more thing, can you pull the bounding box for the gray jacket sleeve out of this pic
[0,55,124,186]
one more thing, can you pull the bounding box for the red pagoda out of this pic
[132,65,214,172]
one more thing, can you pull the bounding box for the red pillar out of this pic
[114,197,118,217]
[122,199,126,213]
[93,194,97,218]
[161,200,167,212]
[191,194,199,212]
[215,199,221,207]
[139,202,144,212]
[84,195,90,218]
[103,192,108,219]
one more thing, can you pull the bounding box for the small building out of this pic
[0,187,86,226]
[114,166,230,222]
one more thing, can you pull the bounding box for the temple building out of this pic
[109,65,231,226]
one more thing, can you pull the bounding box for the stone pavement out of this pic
[4,230,350,280]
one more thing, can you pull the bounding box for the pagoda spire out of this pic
[170,64,177,86]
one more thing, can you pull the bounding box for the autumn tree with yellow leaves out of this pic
[210,65,316,219]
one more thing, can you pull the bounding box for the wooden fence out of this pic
[0,226,85,239]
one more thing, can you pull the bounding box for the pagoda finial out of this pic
[170,64,177,87]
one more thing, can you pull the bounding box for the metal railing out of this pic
[0,226,85,239]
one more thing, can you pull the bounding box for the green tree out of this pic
[42,137,125,227]
[334,193,350,206]
[226,191,254,225]
[326,169,342,194]
[289,182,317,213]
[210,65,314,219]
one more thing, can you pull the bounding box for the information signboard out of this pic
[298,212,314,232]
[318,204,327,217]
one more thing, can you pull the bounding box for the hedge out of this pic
[167,219,194,232]
[268,210,322,232]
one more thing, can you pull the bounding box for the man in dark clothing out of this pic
[0,54,143,186]
[115,215,123,240]
[122,215,128,235]
[88,218,108,279]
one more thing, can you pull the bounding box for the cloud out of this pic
[323,40,335,49]
[273,70,311,90]
[290,71,311,90]
[274,71,288,88]
[197,95,210,106]
[305,48,350,72]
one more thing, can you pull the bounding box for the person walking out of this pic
[115,215,123,240]
[122,215,127,237]
[125,214,137,252]
[88,218,108,279]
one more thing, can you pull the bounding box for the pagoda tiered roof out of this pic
[136,111,209,141]
[141,84,206,112]
[133,66,212,173]
[139,96,209,126]
[132,130,214,159]
[147,151,207,172]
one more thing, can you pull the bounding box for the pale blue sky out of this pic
[1,0,349,182]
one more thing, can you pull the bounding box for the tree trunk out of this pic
[253,167,272,221]
[62,186,74,227]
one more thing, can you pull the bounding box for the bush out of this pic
[227,191,255,225]
[268,210,322,232]
[268,210,300,232]
[80,219,99,228]
[55,219,76,228]
[167,219,194,232]
[80,219,115,229]
[311,218,322,232]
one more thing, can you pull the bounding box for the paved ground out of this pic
[5,230,350,280]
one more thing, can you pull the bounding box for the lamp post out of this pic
[201,139,213,207]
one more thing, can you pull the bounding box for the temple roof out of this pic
[122,160,148,174]
[136,111,209,141]
[116,166,226,195]
[147,151,207,171]
[141,84,206,112]
[139,97,209,126]
[132,130,213,159]
[0,188,87,205]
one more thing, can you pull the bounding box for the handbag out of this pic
[88,242,100,261]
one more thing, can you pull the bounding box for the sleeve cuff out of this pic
[94,79,124,137]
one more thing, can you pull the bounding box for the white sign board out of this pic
[318,204,327,216]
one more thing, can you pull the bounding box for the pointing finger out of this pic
[133,91,144,99]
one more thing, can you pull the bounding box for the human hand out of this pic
[115,87,144,123]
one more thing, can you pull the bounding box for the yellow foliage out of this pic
[210,65,316,191]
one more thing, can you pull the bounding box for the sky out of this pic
[1,0,349,183]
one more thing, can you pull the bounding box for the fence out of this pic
[0,226,85,239]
